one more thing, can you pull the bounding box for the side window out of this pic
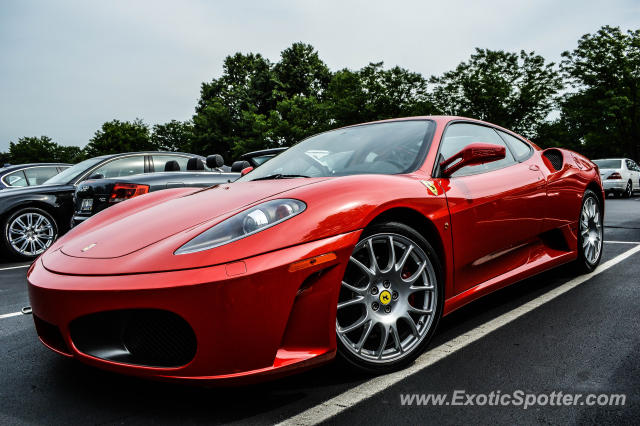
[497,130,533,162]
[90,156,145,179]
[439,123,516,176]
[24,166,61,186]
[625,159,635,171]
[152,155,192,172]
[4,170,28,187]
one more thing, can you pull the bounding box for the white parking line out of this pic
[604,240,640,244]
[279,243,640,426]
[0,263,31,271]
[0,311,23,319]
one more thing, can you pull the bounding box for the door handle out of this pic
[529,164,540,171]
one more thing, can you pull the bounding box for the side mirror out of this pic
[206,154,224,169]
[241,166,254,176]
[439,143,506,177]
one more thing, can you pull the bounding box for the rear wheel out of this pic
[2,207,58,260]
[623,181,632,198]
[335,222,443,373]
[574,190,603,273]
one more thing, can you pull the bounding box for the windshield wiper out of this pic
[251,174,310,181]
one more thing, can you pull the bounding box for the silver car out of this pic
[593,158,640,198]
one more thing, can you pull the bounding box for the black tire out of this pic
[623,181,632,198]
[573,189,603,274]
[2,207,58,261]
[336,221,444,374]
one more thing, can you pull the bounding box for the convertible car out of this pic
[28,116,604,383]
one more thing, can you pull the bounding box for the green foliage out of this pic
[555,26,640,159]
[430,49,563,138]
[192,44,436,161]
[84,119,156,157]
[151,120,194,152]
[7,136,84,164]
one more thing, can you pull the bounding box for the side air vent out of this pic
[543,149,564,171]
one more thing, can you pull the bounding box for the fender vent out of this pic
[543,149,564,171]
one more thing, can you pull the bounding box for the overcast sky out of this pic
[0,0,638,152]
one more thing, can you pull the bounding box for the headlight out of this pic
[174,199,306,254]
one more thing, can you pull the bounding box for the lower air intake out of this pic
[70,309,196,368]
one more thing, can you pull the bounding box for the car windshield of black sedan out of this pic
[239,120,435,181]
[42,157,105,185]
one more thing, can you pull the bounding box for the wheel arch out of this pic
[586,181,604,215]
[364,207,446,278]
[1,201,60,230]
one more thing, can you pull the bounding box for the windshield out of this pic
[43,157,105,185]
[239,120,434,181]
[593,159,622,169]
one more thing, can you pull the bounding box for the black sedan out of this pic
[70,148,287,226]
[0,163,70,190]
[0,151,220,260]
[72,155,237,226]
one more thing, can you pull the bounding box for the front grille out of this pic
[543,149,564,171]
[33,315,70,355]
[69,309,196,368]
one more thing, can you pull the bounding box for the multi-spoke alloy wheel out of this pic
[579,195,602,265]
[4,208,57,259]
[336,224,441,371]
[575,190,603,273]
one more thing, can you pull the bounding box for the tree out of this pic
[559,26,640,159]
[326,62,433,128]
[56,145,84,163]
[430,49,563,137]
[84,119,155,157]
[8,136,61,164]
[151,120,194,152]
[273,42,331,99]
[192,52,277,161]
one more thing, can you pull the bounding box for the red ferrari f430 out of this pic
[28,116,604,383]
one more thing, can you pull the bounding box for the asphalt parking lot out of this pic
[1,196,640,425]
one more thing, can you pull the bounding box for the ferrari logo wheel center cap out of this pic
[379,290,392,305]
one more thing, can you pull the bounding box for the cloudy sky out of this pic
[0,0,638,152]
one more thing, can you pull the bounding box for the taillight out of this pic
[109,183,149,203]
[608,172,622,180]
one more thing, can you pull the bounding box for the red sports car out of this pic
[28,116,604,383]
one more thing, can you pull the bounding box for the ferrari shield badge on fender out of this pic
[421,180,439,196]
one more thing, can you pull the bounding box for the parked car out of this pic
[70,148,287,226]
[0,151,220,260]
[593,158,640,198]
[0,163,70,190]
[28,116,604,383]
[71,155,235,226]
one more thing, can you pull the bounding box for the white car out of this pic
[593,158,640,198]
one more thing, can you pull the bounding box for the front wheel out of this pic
[335,222,443,373]
[2,207,58,260]
[574,190,603,273]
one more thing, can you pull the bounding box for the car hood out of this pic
[58,178,327,259]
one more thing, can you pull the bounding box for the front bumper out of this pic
[28,230,361,384]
